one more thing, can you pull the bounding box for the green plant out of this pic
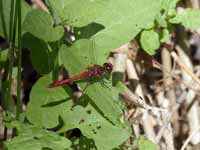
[1,0,200,149]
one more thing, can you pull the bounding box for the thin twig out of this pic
[181,128,200,150]
[171,51,200,87]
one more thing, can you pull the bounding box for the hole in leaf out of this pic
[68,128,82,138]
[92,129,97,134]
[79,119,85,124]
[33,136,39,140]
[160,9,165,15]
[87,110,91,114]
[96,126,101,129]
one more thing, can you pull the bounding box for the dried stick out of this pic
[156,92,175,150]
[161,47,178,148]
[125,59,157,143]
[172,46,200,144]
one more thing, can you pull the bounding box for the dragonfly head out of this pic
[103,63,113,72]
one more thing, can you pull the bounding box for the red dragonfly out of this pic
[48,63,113,88]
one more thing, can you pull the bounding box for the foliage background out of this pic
[0,0,200,150]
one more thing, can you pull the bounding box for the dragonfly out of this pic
[48,37,113,88]
[48,63,113,88]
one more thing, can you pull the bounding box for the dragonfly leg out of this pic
[81,82,90,94]
[100,78,110,89]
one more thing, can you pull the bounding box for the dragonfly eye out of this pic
[103,63,113,72]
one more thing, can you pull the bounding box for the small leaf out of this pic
[23,9,64,41]
[160,29,170,43]
[140,30,160,55]
[155,13,167,28]
[169,9,200,30]
[161,0,179,17]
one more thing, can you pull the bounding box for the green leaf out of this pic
[91,0,161,62]
[59,39,106,77]
[139,137,158,150]
[26,75,72,128]
[161,0,179,17]
[60,39,123,123]
[55,0,107,27]
[4,124,71,150]
[59,102,130,150]
[23,9,64,42]
[45,0,64,25]
[71,136,97,150]
[169,9,200,30]
[50,0,161,61]
[22,33,55,74]
[140,30,160,55]
[160,29,170,43]
[155,13,167,28]
[86,82,123,124]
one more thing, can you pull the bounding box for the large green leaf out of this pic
[85,82,123,124]
[59,102,130,150]
[60,39,98,76]
[23,9,64,42]
[48,0,161,62]
[93,0,161,56]
[4,124,71,150]
[26,75,71,128]
[47,0,107,27]
[60,39,123,123]
[27,75,130,149]
[76,0,161,63]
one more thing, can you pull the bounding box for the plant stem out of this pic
[6,0,18,111]
[4,0,17,141]
[16,0,22,119]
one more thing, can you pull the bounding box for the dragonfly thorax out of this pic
[88,63,113,77]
